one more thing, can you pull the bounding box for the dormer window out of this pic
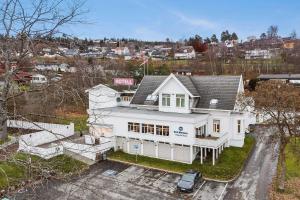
[162,94,170,106]
[176,94,185,107]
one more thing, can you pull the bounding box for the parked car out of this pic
[177,170,202,192]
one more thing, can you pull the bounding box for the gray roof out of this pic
[131,75,241,110]
[258,74,300,80]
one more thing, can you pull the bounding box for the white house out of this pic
[31,74,47,84]
[174,46,196,60]
[87,74,255,165]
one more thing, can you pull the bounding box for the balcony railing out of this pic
[194,132,229,148]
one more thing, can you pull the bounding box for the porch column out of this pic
[212,148,215,166]
[200,147,203,164]
[171,144,174,161]
[216,148,219,159]
[155,142,159,158]
[140,140,144,155]
[204,147,207,158]
[221,144,224,151]
[189,145,193,164]
[126,139,130,153]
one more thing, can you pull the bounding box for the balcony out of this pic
[194,132,229,148]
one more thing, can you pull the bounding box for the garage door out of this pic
[158,143,171,160]
[174,145,190,163]
[143,140,155,157]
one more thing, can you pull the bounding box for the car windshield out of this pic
[181,174,195,182]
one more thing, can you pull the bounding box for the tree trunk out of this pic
[278,140,287,191]
[0,117,8,140]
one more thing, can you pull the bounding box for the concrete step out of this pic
[64,149,97,165]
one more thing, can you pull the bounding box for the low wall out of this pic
[19,141,64,159]
[62,137,113,161]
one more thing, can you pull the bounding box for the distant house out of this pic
[35,63,70,72]
[150,50,168,60]
[64,49,79,57]
[31,74,47,84]
[174,46,196,60]
[112,47,130,56]
[245,49,279,60]
[283,38,296,49]
[257,74,300,85]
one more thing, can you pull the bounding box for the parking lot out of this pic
[14,160,228,200]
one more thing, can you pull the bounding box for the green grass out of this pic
[0,136,12,145]
[0,153,87,190]
[108,136,255,180]
[286,138,300,179]
[56,115,88,132]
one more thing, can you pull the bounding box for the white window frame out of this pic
[176,94,185,108]
[213,120,220,133]
[195,125,206,138]
[128,122,140,133]
[162,94,170,107]
[142,123,154,134]
[156,125,169,136]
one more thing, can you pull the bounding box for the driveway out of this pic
[223,125,279,200]
[12,161,227,200]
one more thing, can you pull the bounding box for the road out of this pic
[223,126,279,200]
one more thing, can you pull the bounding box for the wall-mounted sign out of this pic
[174,126,188,137]
[113,78,134,86]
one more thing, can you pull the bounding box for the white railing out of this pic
[194,132,229,148]
[62,137,113,161]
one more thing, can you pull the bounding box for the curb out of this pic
[108,158,230,183]
[107,158,183,175]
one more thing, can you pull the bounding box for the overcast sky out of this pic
[62,0,300,41]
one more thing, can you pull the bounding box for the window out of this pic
[162,94,170,106]
[195,125,206,138]
[213,120,220,133]
[156,125,169,136]
[176,94,185,107]
[142,124,154,134]
[128,122,140,133]
[237,120,241,133]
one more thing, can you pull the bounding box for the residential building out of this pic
[31,74,47,84]
[35,63,70,72]
[174,46,196,60]
[245,48,279,59]
[112,47,130,56]
[257,74,300,85]
[87,74,255,165]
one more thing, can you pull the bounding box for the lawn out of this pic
[0,136,12,145]
[285,138,300,179]
[0,153,87,190]
[108,136,255,180]
[55,115,88,132]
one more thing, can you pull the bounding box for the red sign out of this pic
[113,78,134,86]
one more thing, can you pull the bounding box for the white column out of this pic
[126,139,130,153]
[140,140,144,155]
[216,148,219,159]
[171,144,174,161]
[221,144,224,151]
[155,142,159,158]
[200,147,203,164]
[189,145,193,164]
[204,147,207,158]
[212,148,215,166]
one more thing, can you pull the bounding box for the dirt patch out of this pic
[269,178,300,200]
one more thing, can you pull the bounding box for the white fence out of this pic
[7,120,74,133]
[62,137,113,160]
[19,142,64,159]
[14,120,75,159]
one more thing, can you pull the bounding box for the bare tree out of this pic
[239,81,300,191]
[0,0,86,140]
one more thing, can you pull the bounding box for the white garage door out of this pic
[158,143,171,160]
[143,140,156,157]
[174,145,190,163]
